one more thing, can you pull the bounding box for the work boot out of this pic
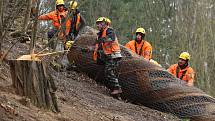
[110,88,122,100]
[110,88,122,95]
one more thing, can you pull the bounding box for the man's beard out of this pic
[178,62,188,69]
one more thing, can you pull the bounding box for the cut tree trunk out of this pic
[9,60,59,112]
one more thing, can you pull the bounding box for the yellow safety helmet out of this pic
[56,0,65,6]
[96,17,106,23]
[179,52,190,60]
[136,27,146,34]
[105,17,111,25]
[70,1,78,9]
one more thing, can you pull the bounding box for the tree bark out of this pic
[9,60,59,112]
[0,0,4,52]
[30,0,40,54]
[22,0,32,33]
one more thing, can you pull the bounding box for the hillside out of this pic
[0,34,179,121]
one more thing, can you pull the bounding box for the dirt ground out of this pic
[0,38,180,121]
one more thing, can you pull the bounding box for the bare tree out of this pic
[30,0,40,54]
[0,0,4,52]
[22,0,32,33]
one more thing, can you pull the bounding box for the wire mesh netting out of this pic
[67,27,215,120]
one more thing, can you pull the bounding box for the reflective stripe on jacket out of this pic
[93,27,121,61]
[167,64,195,86]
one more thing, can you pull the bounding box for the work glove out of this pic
[65,41,74,50]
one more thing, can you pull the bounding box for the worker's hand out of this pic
[65,41,74,50]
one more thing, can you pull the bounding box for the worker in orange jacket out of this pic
[38,0,70,48]
[167,52,195,86]
[125,27,152,61]
[66,1,86,42]
[93,17,122,96]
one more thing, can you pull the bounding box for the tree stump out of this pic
[9,60,59,112]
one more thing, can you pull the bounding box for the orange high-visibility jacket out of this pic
[69,13,81,31]
[167,64,195,86]
[38,10,70,35]
[125,40,152,60]
[93,27,121,61]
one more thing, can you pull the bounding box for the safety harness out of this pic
[135,41,144,56]
[176,65,187,80]
[70,13,80,31]
[55,10,66,41]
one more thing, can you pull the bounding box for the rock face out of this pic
[68,26,215,120]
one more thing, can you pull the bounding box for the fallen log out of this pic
[67,27,215,120]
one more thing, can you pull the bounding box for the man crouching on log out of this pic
[93,17,122,97]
